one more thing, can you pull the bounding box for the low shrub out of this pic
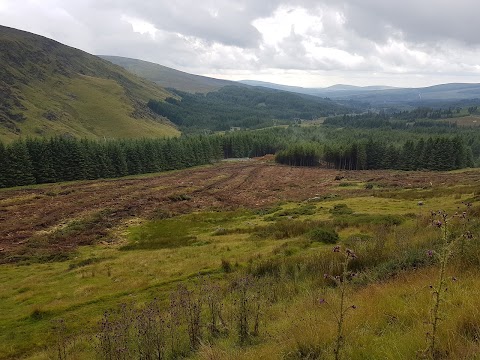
[329,204,354,215]
[309,228,339,244]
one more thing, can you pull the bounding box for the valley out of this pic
[2,16,480,360]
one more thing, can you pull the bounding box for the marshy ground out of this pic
[1,159,480,359]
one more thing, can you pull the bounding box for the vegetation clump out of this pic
[309,227,339,244]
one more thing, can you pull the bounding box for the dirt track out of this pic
[1,160,479,261]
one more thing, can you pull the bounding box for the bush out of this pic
[221,259,232,273]
[309,228,339,244]
[329,204,354,215]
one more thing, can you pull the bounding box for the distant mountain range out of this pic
[239,80,396,97]
[239,80,480,107]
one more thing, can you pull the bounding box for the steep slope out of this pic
[0,26,179,142]
[148,85,351,131]
[100,55,235,93]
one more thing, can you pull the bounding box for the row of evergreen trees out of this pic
[0,136,226,188]
[0,130,475,188]
[276,137,474,171]
[0,131,287,188]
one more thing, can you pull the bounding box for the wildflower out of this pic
[452,277,457,282]
[427,250,434,257]
[433,220,442,228]
[351,305,357,310]
[319,298,326,304]
[333,245,341,253]
[324,273,329,279]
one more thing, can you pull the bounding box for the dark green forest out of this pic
[2,116,480,188]
[0,133,288,188]
[275,137,473,170]
[147,85,349,131]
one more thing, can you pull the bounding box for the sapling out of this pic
[424,209,471,359]
[51,319,68,360]
[178,284,203,350]
[320,245,357,360]
[231,275,263,345]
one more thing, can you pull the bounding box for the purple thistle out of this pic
[319,298,326,304]
[346,248,357,259]
[333,245,341,253]
[433,220,442,228]
[427,250,434,257]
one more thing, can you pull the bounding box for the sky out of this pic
[1,0,480,88]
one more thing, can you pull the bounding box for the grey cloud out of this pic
[335,0,480,46]
[1,0,480,87]
[91,0,282,48]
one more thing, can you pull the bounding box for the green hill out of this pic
[0,26,179,143]
[100,55,236,93]
[148,85,351,131]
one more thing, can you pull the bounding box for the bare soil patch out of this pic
[1,160,479,261]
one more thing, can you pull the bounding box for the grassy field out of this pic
[1,161,480,359]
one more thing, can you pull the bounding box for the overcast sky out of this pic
[1,0,480,88]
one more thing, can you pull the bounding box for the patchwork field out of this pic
[1,160,480,359]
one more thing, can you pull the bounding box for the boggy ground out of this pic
[2,160,480,359]
[1,159,480,262]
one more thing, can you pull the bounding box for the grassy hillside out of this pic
[1,162,480,359]
[100,55,235,93]
[0,26,179,142]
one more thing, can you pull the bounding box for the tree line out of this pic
[275,137,474,171]
[0,131,289,188]
[0,127,477,188]
[0,136,225,188]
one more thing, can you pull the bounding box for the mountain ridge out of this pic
[0,26,179,142]
[100,55,237,93]
[239,79,480,106]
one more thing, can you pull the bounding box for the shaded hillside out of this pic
[0,26,179,142]
[100,55,235,93]
[148,85,350,131]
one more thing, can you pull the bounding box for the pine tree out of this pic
[0,141,7,188]
[26,138,56,184]
[106,142,128,177]
[4,140,36,187]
